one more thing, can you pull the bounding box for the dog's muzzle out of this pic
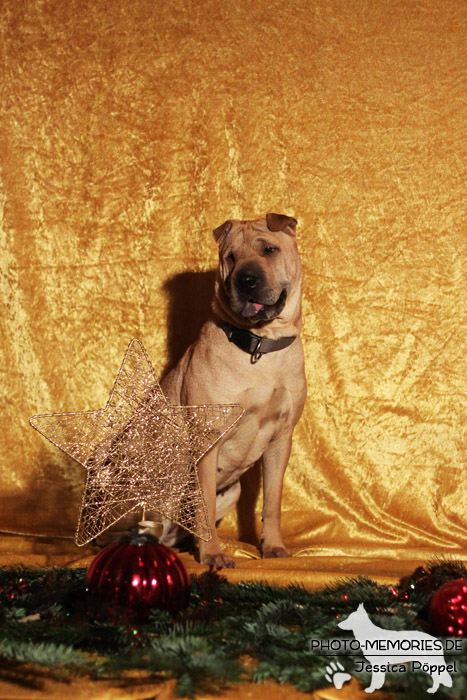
[232,267,287,320]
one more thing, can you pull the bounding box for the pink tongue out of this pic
[242,301,264,317]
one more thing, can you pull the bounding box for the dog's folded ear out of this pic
[266,213,297,235]
[213,220,233,243]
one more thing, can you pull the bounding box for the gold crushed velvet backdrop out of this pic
[1,0,467,568]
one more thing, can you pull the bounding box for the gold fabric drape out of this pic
[1,0,466,697]
[1,0,467,636]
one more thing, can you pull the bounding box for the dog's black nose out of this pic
[237,273,259,293]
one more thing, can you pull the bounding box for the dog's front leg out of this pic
[260,435,292,558]
[197,447,236,569]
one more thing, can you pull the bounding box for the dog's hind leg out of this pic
[160,482,241,547]
[215,481,241,520]
[160,519,186,547]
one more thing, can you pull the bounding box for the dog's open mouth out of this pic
[242,300,265,318]
[241,289,287,319]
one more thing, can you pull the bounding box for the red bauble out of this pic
[428,579,467,637]
[85,533,190,619]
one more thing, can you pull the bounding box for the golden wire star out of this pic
[30,339,243,546]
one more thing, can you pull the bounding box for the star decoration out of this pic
[30,339,244,546]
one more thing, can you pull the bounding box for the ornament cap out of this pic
[121,530,161,546]
[137,520,163,539]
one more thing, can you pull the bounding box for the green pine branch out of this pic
[1,562,467,697]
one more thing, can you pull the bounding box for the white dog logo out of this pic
[337,603,453,694]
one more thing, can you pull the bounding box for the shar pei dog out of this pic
[161,213,307,568]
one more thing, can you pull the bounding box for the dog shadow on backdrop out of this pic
[19,271,260,550]
[161,270,262,550]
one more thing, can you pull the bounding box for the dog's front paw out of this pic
[262,544,291,559]
[200,552,236,569]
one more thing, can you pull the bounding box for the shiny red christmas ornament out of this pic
[428,579,467,637]
[85,533,190,619]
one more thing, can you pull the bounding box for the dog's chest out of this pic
[216,380,293,481]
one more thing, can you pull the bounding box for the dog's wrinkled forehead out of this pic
[213,214,300,289]
[213,213,297,249]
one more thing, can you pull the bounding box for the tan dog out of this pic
[160,213,307,568]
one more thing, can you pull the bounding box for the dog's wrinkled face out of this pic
[213,213,301,327]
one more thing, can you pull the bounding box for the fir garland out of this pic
[0,562,466,698]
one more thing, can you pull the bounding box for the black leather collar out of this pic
[221,321,296,363]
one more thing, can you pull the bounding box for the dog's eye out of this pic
[264,246,278,256]
[227,252,235,264]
